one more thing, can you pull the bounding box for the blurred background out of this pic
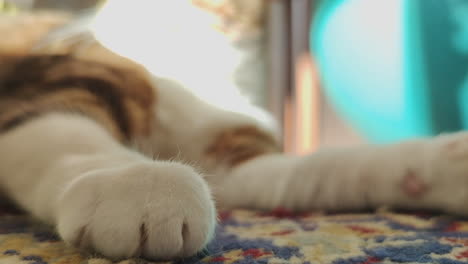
[3,0,468,154]
[270,0,468,154]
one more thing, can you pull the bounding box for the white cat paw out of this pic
[56,161,216,260]
[424,132,468,214]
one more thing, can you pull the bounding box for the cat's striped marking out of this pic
[206,126,280,167]
[0,54,156,142]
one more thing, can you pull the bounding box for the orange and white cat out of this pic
[1,1,468,261]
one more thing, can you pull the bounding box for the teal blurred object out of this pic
[310,0,468,143]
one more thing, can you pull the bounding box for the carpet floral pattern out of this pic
[1,206,468,264]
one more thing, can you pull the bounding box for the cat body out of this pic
[0,10,468,261]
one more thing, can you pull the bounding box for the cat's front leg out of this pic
[217,132,468,215]
[0,113,216,260]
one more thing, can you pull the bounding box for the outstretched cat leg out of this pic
[215,132,468,215]
[0,113,216,260]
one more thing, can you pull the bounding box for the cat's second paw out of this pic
[56,161,216,260]
[423,132,468,214]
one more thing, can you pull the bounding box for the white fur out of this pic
[0,112,216,259]
[141,77,278,166]
[217,132,468,215]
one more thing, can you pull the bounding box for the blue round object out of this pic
[311,0,468,142]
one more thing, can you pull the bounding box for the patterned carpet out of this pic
[1,205,468,264]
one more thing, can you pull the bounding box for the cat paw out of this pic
[424,132,468,214]
[56,161,216,260]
